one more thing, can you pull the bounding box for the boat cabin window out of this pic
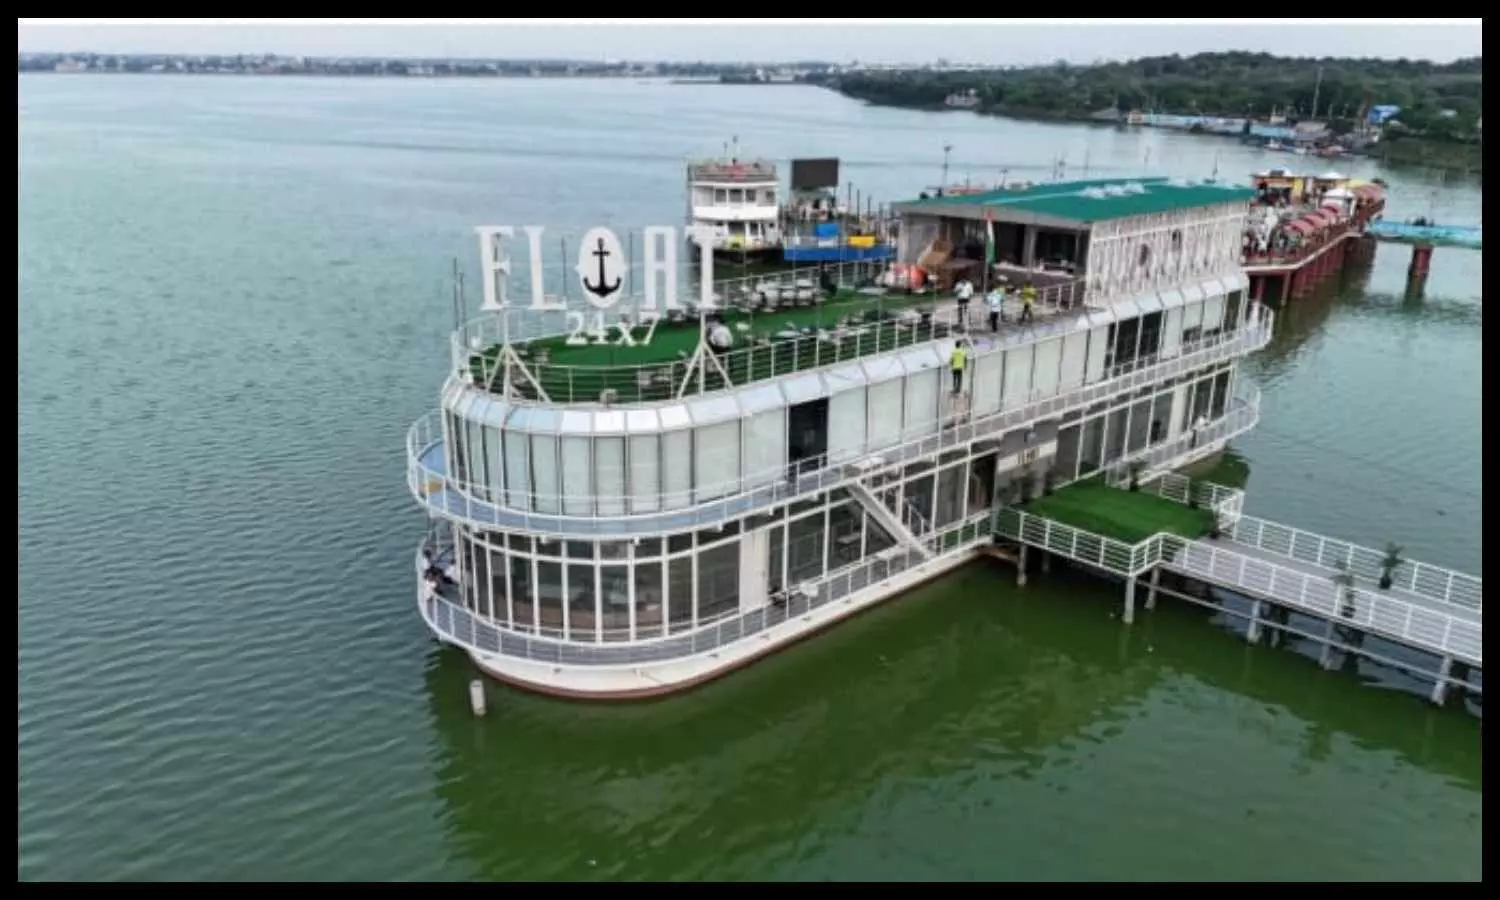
[788,398,830,477]
[1138,311,1164,360]
[1111,316,1143,368]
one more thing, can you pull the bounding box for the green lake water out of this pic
[18,75,1482,881]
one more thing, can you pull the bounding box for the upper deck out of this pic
[464,177,1257,410]
[891,176,1256,305]
[687,158,778,185]
[460,266,1087,405]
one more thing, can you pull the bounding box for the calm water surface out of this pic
[18,76,1482,881]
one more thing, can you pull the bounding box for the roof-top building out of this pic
[892,176,1256,302]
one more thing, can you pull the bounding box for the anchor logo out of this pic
[575,226,627,308]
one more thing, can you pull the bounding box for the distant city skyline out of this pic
[16,19,1485,66]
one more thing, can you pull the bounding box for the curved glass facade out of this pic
[442,440,1003,646]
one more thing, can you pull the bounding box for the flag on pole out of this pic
[982,207,995,290]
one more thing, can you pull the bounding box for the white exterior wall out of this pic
[443,290,1252,516]
[1083,201,1248,300]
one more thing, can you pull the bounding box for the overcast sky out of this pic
[17,19,1484,66]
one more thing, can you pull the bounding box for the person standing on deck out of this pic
[708,318,734,356]
[949,340,968,395]
[1190,413,1209,448]
[954,277,974,328]
[1019,281,1037,324]
[986,285,1005,332]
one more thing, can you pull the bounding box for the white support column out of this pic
[626,544,638,642]
[529,555,540,634]
[1017,544,1029,587]
[690,540,700,629]
[1430,656,1454,706]
[593,562,603,643]
[780,505,791,593]
[454,530,469,609]
[821,505,833,580]
[560,556,570,639]
[1122,576,1136,625]
[1246,599,1263,644]
[503,541,515,629]
[483,543,497,622]
[1318,617,1339,669]
[1145,567,1160,610]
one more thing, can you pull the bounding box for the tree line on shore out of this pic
[814,52,1482,147]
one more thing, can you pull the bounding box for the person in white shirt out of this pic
[954,278,974,327]
[1190,414,1209,448]
[707,319,734,355]
[985,286,1005,332]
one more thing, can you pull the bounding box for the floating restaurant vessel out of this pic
[1241,168,1386,303]
[407,175,1280,699]
[685,151,783,260]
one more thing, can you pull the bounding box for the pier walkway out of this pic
[1366,221,1482,250]
[991,472,1482,700]
[1163,533,1481,666]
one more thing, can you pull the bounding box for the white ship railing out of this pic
[1222,515,1482,613]
[418,512,994,666]
[409,314,1273,535]
[453,272,1090,404]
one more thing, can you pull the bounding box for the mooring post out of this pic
[1430,656,1454,706]
[469,679,488,717]
[1318,617,1339,670]
[1016,544,1028,587]
[1145,567,1160,611]
[1122,576,1136,625]
[1408,242,1434,278]
[1245,600,1263,645]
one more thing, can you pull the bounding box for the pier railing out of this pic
[1221,515,1482,613]
[417,512,993,666]
[1141,472,1245,522]
[410,314,1273,535]
[990,511,1482,665]
[1157,534,1482,665]
[991,508,1161,577]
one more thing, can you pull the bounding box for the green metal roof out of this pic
[899,176,1257,224]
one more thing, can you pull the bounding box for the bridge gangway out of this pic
[1366,221,1482,250]
[991,475,1482,672]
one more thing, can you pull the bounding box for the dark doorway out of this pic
[788,398,830,477]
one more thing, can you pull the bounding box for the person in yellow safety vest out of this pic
[1019,281,1037,323]
[949,341,968,395]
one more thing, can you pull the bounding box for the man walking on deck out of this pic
[954,277,974,328]
[986,284,1005,332]
[949,339,968,395]
[1019,281,1037,324]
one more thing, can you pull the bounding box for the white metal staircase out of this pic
[845,480,936,560]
